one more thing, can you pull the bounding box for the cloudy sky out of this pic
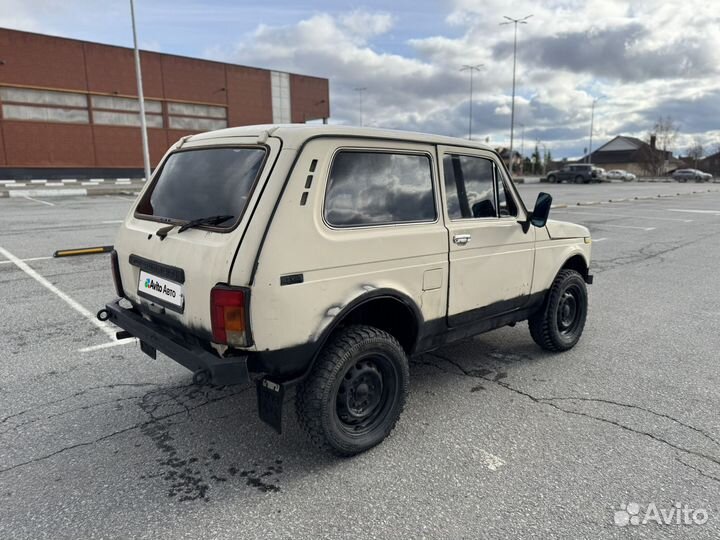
[3,0,719,158]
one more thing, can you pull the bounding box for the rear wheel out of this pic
[529,269,588,352]
[296,325,409,456]
[547,175,557,183]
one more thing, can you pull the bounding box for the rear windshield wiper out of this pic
[156,214,234,239]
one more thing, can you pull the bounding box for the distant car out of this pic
[605,169,636,181]
[545,163,602,184]
[672,169,712,182]
[592,167,606,180]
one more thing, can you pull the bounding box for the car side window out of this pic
[324,151,436,227]
[443,154,497,219]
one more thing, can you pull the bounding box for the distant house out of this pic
[699,151,720,176]
[580,135,674,176]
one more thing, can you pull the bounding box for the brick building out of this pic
[0,28,330,179]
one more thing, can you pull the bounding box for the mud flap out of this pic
[140,340,157,359]
[257,378,285,434]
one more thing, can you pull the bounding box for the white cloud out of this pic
[3,1,719,157]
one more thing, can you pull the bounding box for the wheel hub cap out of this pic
[337,360,383,423]
[558,290,579,332]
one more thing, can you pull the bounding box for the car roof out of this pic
[184,124,496,152]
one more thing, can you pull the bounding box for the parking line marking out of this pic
[476,449,506,471]
[79,338,137,352]
[0,256,53,265]
[667,209,720,215]
[598,224,656,231]
[101,220,124,224]
[22,195,55,207]
[0,246,116,339]
[593,237,608,242]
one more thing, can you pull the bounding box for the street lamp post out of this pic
[129,0,151,182]
[460,64,483,140]
[519,123,525,175]
[354,87,367,127]
[587,97,601,164]
[500,14,532,174]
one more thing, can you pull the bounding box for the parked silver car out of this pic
[672,169,712,182]
[605,169,636,181]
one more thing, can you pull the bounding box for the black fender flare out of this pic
[279,288,423,384]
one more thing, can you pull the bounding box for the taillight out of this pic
[210,285,252,346]
[110,250,124,298]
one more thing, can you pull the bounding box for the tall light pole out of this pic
[587,97,601,164]
[500,14,532,174]
[460,64,483,140]
[354,87,367,127]
[519,123,525,174]
[130,0,151,182]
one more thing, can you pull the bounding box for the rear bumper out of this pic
[99,298,250,386]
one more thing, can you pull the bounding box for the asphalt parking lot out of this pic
[1,184,720,539]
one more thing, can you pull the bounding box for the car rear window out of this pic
[136,147,266,227]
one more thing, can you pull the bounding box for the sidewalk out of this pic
[0,178,145,198]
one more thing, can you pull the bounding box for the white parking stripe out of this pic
[22,195,55,207]
[667,209,720,215]
[593,237,608,242]
[101,220,124,224]
[476,449,506,471]
[0,246,116,339]
[79,338,137,352]
[0,256,53,265]
[598,224,655,231]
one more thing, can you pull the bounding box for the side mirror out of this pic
[530,192,552,228]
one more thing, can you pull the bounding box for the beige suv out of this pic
[99,125,593,455]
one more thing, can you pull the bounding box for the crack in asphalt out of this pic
[423,352,720,472]
[675,457,720,486]
[0,383,162,426]
[0,384,253,475]
[592,228,720,273]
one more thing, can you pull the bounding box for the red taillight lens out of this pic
[210,285,251,346]
[110,250,124,298]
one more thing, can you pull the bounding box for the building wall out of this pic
[0,28,329,174]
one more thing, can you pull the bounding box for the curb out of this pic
[571,188,720,206]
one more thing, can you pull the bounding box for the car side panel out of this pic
[248,138,449,353]
[531,226,592,295]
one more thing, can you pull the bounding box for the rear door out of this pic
[114,135,280,338]
[438,146,535,326]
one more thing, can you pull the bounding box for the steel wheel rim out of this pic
[557,284,582,335]
[335,353,398,436]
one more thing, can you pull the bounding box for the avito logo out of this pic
[144,277,178,299]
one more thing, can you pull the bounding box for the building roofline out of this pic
[0,26,327,82]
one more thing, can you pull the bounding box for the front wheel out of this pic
[529,269,588,352]
[547,175,557,183]
[574,175,584,184]
[296,325,409,456]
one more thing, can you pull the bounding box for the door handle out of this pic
[453,234,471,246]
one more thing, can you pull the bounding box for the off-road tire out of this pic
[296,325,409,456]
[529,269,588,352]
